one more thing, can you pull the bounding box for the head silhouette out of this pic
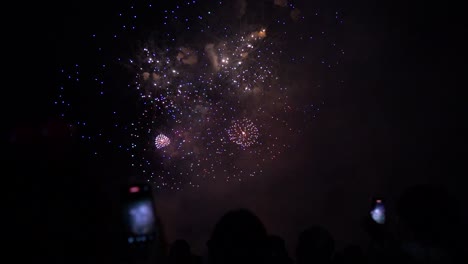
[333,244,366,264]
[169,239,191,259]
[207,208,268,264]
[296,225,335,264]
[396,184,460,247]
[268,235,293,264]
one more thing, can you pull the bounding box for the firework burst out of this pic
[155,134,171,149]
[227,118,259,148]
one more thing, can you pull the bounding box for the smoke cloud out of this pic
[205,43,220,71]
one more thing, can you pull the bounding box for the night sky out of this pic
[8,0,464,261]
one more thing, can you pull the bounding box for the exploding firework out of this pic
[227,118,259,148]
[56,0,342,189]
[155,134,171,149]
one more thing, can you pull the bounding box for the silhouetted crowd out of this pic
[157,184,464,264]
[8,120,465,264]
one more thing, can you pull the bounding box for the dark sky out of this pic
[8,0,464,261]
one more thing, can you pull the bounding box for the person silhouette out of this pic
[267,235,293,264]
[333,244,367,264]
[207,208,269,264]
[395,184,464,264]
[296,225,335,264]
[168,239,202,264]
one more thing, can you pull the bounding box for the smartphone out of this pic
[122,183,158,244]
[370,198,386,224]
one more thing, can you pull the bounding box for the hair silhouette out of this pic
[207,208,269,264]
[296,225,335,264]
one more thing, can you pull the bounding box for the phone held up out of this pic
[122,183,158,245]
[370,198,386,225]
